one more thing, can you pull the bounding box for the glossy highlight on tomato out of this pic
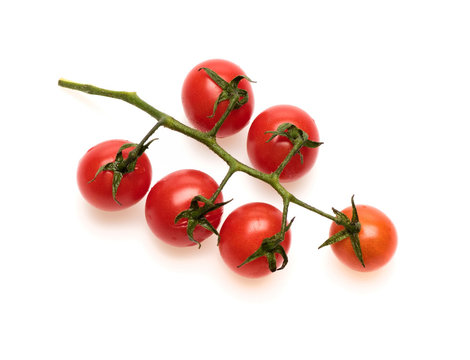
[145,169,223,247]
[329,205,398,272]
[247,105,320,182]
[181,59,254,137]
[77,139,152,211]
[218,202,291,278]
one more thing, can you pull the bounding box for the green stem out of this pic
[273,139,304,178]
[280,197,291,234]
[136,121,164,148]
[118,121,164,172]
[289,195,337,223]
[211,167,236,202]
[207,96,238,137]
[58,79,337,224]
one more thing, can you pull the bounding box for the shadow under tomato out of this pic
[215,256,292,297]
[145,228,219,262]
[324,251,396,290]
[77,196,146,226]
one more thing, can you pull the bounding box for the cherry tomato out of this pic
[329,205,398,272]
[247,105,320,182]
[145,169,223,247]
[181,59,255,138]
[218,202,291,278]
[77,140,152,211]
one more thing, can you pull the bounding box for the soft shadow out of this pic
[145,228,217,262]
[214,258,292,301]
[78,198,145,226]
[324,252,396,291]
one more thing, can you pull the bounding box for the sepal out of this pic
[175,195,232,248]
[265,123,323,163]
[199,67,255,119]
[88,140,157,204]
[318,196,364,267]
[238,218,294,272]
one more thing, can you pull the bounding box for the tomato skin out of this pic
[77,140,152,211]
[329,205,398,272]
[247,105,320,182]
[218,202,291,278]
[145,169,223,247]
[181,59,255,138]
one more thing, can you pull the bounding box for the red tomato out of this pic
[218,202,291,278]
[145,169,224,247]
[329,205,397,272]
[181,59,255,138]
[247,105,320,182]
[77,140,152,211]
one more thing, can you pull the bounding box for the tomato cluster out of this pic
[75,59,397,278]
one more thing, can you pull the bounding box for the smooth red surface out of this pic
[181,59,254,137]
[77,140,152,211]
[218,202,291,278]
[145,169,223,247]
[247,105,320,182]
[329,205,398,272]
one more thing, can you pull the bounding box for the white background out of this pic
[1,1,469,359]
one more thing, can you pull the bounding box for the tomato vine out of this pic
[58,74,365,273]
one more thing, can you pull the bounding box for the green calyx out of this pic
[89,139,157,205]
[175,195,232,248]
[238,218,294,273]
[266,123,323,164]
[200,67,254,114]
[199,67,255,136]
[318,196,364,267]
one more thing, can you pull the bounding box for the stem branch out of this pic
[211,167,236,202]
[207,97,237,137]
[281,197,291,234]
[273,139,304,178]
[290,195,337,222]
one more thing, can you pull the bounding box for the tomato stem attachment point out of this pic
[198,68,255,138]
[88,142,143,204]
[266,123,323,177]
[238,197,293,272]
[175,196,232,248]
[318,196,365,267]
